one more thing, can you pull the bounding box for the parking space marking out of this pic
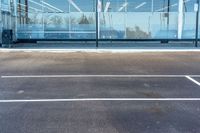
[185,76,200,87]
[1,98,200,103]
[1,75,200,79]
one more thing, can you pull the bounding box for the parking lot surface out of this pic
[0,52,200,133]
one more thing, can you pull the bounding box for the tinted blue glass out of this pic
[127,0,152,12]
[16,0,198,40]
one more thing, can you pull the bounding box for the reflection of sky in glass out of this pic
[1,0,9,5]
[1,0,10,11]
[25,0,197,28]
[17,0,198,39]
[26,0,196,13]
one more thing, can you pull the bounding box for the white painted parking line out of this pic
[1,75,200,78]
[185,76,200,87]
[0,98,200,103]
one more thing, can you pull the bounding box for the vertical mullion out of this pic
[96,0,99,47]
[178,0,184,39]
[195,0,200,47]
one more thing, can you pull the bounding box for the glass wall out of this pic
[182,0,197,39]
[17,0,96,39]
[1,0,12,30]
[1,0,11,11]
[17,0,43,39]
[0,0,1,44]
[16,0,198,40]
[99,0,197,39]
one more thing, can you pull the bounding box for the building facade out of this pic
[1,0,200,45]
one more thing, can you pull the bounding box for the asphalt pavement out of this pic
[0,51,200,133]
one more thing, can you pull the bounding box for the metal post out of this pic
[42,0,45,39]
[69,2,71,39]
[167,0,170,28]
[167,0,170,41]
[0,0,1,45]
[195,0,200,47]
[12,0,18,42]
[178,0,184,39]
[96,0,99,48]
[125,0,127,39]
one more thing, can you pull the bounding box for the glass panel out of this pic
[17,0,96,39]
[1,0,10,11]
[99,0,126,39]
[99,0,197,40]
[16,0,198,40]
[182,0,196,39]
[68,0,96,39]
[17,0,44,39]
[43,0,69,39]
[99,0,178,39]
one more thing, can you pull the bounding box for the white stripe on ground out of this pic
[185,76,200,87]
[1,49,200,53]
[1,98,200,103]
[1,75,200,78]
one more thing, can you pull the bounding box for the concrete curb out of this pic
[1,48,200,53]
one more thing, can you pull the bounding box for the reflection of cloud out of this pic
[41,1,64,12]
[155,0,191,12]
[68,0,83,13]
[118,2,128,12]
[135,2,147,9]
[104,2,110,12]
[29,0,57,12]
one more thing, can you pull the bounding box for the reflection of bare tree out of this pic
[78,15,95,24]
[64,17,69,25]
[88,15,95,24]
[70,17,76,24]
[27,14,40,24]
[48,15,63,26]
[79,15,89,24]
[126,26,151,39]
